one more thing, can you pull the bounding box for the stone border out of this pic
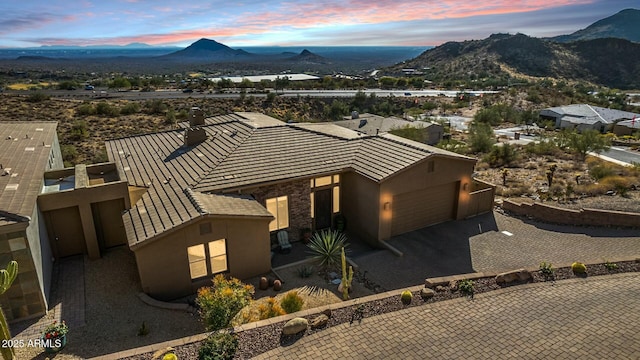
[92,256,639,360]
[501,199,640,228]
[136,293,197,313]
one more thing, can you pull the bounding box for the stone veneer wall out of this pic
[502,200,640,228]
[242,179,311,242]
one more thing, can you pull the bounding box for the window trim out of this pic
[266,195,289,232]
[188,238,229,280]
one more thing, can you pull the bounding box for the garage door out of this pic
[390,182,458,236]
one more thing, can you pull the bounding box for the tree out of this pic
[108,77,131,89]
[274,76,290,93]
[563,129,612,160]
[468,122,495,153]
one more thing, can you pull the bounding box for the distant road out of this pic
[5,88,499,101]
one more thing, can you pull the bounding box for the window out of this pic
[311,174,340,188]
[333,186,340,213]
[187,244,207,279]
[209,239,228,273]
[314,176,332,187]
[188,239,228,279]
[266,196,289,232]
[310,192,314,218]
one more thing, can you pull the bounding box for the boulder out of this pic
[425,279,435,288]
[448,280,458,291]
[282,317,308,335]
[321,308,332,318]
[420,288,436,300]
[310,314,329,328]
[495,269,532,285]
[435,285,447,292]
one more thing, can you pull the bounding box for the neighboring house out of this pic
[0,122,62,322]
[612,118,640,136]
[539,104,640,132]
[333,112,443,145]
[0,121,131,322]
[105,110,490,300]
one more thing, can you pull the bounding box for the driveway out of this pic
[355,211,640,291]
[256,272,640,359]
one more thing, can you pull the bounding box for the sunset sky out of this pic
[1,0,637,48]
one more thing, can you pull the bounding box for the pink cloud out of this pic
[240,0,595,29]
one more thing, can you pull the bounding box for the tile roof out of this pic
[106,112,474,245]
[0,122,58,226]
[333,113,436,136]
[544,104,639,125]
[188,190,274,218]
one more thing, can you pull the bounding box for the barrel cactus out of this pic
[400,290,413,305]
[571,262,587,274]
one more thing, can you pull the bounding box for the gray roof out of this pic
[0,122,58,226]
[333,113,437,136]
[106,112,474,245]
[544,104,639,125]
[615,119,640,129]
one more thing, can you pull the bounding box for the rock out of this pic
[273,279,282,291]
[310,314,329,328]
[448,280,458,291]
[321,308,332,318]
[424,279,435,288]
[495,269,532,285]
[151,347,175,360]
[435,285,447,292]
[420,288,436,300]
[282,317,308,335]
[259,277,269,290]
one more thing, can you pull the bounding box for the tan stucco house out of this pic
[105,111,491,300]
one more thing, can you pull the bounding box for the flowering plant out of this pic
[43,320,68,339]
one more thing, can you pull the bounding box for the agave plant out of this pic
[306,230,349,269]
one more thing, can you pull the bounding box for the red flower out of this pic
[45,333,51,339]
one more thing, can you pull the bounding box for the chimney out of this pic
[351,111,359,119]
[185,127,207,147]
[189,107,205,127]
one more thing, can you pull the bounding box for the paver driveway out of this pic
[256,273,640,359]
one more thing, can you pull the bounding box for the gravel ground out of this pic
[14,247,202,360]
[122,260,639,360]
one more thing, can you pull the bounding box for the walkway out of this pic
[256,273,640,359]
[11,255,85,340]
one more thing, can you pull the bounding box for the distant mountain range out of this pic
[550,8,640,43]
[387,9,640,89]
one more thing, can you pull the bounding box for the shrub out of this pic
[571,262,587,274]
[162,353,177,360]
[458,279,474,297]
[76,103,96,116]
[196,275,254,331]
[604,260,618,271]
[70,120,89,140]
[296,265,314,278]
[96,101,120,117]
[589,164,614,181]
[120,102,141,115]
[27,92,49,103]
[198,332,238,360]
[600,176,632,196]
[257,297,286,319]
[400,290,413,305]
[280,291,304,314]
[468,122,495,153]
[307,230,349,269]
[539,261,554,279]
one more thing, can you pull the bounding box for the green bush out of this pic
[306,230,349,269]
[70,120,89,140]
[468,122,495,153]
[198,332,238,360]
[296,265,314,278]
[458,279,474,296]
[96,101,120,117]
[120,102,141,115]
[280,291,304,314]
[571,262,587,274]
[539,261,554,280]
[400,290,413,305]
[77,103,97,116]
[589,164,614,181]
[27,92,49,103]
[196,275,254,331]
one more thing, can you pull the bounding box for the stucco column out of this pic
[78,203,100,259]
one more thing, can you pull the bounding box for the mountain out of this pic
[286,49,330,64]
[551,9,640,43]
[163,38,251,60]
[389,33,640,89]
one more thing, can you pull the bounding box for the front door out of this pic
[314,188,332,230]
[46,206,86,258]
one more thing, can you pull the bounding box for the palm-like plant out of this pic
[306,230,349,269]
